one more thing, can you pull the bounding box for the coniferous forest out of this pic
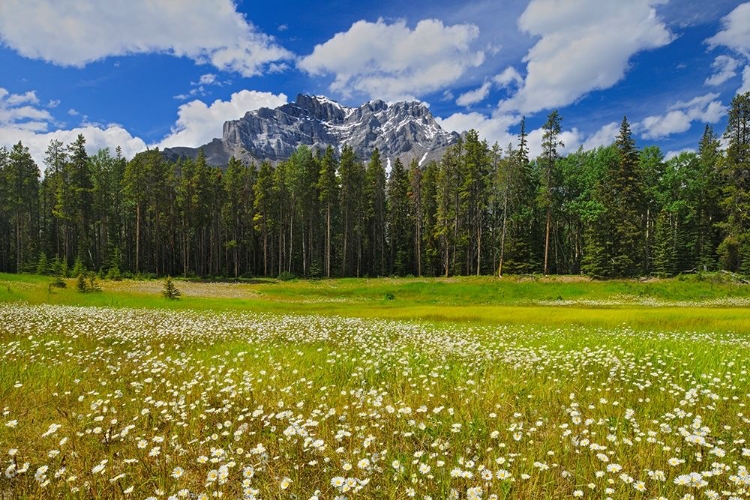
[1,92,749,280]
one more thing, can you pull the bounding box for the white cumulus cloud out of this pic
[493,67,524,89]
[705,2,750,57]
[158,90,288,149]
[2,86,291,166]
[437,112,519,150]
[437,110,583,159]
[0,87,147,166]
[665,148,696,161]
[456,82,492,107]
[742,65,750,94]
[637,93,726,140]
[705,55,740,86]
[298,18,485,102]
[582,122,620,150]
[499,0,673,115]
[0,0,292,76]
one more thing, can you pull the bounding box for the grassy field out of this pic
[2,272,750,331]
[1,273,749,499]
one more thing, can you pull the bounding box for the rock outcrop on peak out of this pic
[163,94,459,168]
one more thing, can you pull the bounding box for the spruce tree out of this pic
[163,276,180,300]
[719,92,750,271]
[318,146,338,278]
[652,211,677,277]
[696,125,723,270]
[539,111,563,275]
[584,118,644,277]
[387,158,410,275]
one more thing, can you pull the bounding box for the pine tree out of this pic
[435,140,461,276]
[67,134,93,266]
[4,142,40,272]
[407,159,423,276]
[539,111,563,275]
[652,210,677,277]
[318,146,338,278]
[253,161,275,277]
[365,149,387,276]
[76,272,87,293]
[36,252,49,275]
[502,121,537,275]
[719,92,750,271]
[163,276,180,300]
[387,158,410,275]
[339,145,364,276]
[421,161,440,276]
[696,125,723,270]
[460,130,489,275]
[584,117,645,277]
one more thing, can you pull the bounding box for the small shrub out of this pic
[36,253,49,275]
[88,273,102,292]
[277,271,296,282]
[71,257,86,278]
[384,292,395,301]
[163,277,181,300]
[309,261,322,280]
[76,273,87,293]
[50,276,66,289]
[76,272,101,293]
[106,265,122,281]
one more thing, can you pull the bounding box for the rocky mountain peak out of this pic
[165,94,459,168]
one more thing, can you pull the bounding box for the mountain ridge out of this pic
[163,93,459,167]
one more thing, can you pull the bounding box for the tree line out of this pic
[1,92,749,280]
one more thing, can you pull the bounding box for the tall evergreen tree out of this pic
[407,159,423,276]
[387,158,410,275]
[696,125,723,270]
[67,134,93,266]
[584,117,645,277]
[318,146,338,278]
[435,140,462,276]
[502,121,537,275]
[461,130,489,275]
[539,111,563,275]
[338,145,364,276]
[421,160,440,276]
[365,149,387,276]
[253,161,275,277]
[1,143,39,272]
[718,92,750,272]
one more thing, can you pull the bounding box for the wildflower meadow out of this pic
[1,276,750,499]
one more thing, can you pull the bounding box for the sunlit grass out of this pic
[2,272,750,332]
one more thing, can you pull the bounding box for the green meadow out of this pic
[2,272,750,331]
[1,274,749,499]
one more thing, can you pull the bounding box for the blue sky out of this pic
[0,0,749,166]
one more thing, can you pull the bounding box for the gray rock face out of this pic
[163,94,459,168]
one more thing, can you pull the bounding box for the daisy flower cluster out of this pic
[1,303,749,498]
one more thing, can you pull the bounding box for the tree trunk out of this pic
[543,209,551,275]
[326,204,331,278]
[135,203,140,273]
[499,191,508,277]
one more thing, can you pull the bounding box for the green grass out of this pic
[2,272,749,332]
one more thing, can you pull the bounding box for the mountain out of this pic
[163,94,459,167]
